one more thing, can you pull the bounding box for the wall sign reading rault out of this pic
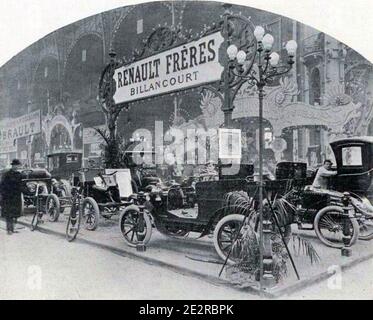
[0,110,41,145]
[113,32,224,104]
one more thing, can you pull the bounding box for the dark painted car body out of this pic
[329,136,373,200]
[47,152,83,180]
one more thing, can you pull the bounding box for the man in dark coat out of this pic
[0,159,23,234]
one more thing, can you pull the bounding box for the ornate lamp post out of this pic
[98,50,130,168]
[226,24,298,288]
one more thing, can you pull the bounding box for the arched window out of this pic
[32,56,59,115]
[50,124,72,152]
[309,68,321,106]
[63,34,104,106]
[112,3,172,60]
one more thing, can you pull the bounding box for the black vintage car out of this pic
[19,168,61,225]
[47,152,83,180]
[46,152,83,211]
[118,160,259,261]
[329,136,373,199]
[268,137,373,249]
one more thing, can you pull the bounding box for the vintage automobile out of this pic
[118,136,373,262]
[70,168,131,230]
[122,150,161,193]
[66,168,148,242]
[47,152,83,211]
[20,168,61,226]
[264,136,373,249]
[118,161,258,262]
[316,137,373,241]
[329,136,373,199]
[47,152,83,180]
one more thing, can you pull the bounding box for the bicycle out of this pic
[66,186,82,242]
[30,183,43,231]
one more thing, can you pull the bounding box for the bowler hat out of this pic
[11,159,21,166]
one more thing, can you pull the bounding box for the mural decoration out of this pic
[344,62,373,136]
[323,84,352,107]
[30,132,48,167]
[194,77,364,160]
[233,79,355,136]
[167,95,220,164]
[42,107,83,155]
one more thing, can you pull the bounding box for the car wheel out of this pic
[46,194,60,222]
[213,214,246,265]
[119,205,152,247]
[82,197,100,231]
[314,206,359,248]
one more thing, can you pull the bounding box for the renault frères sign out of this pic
[113,32,224,104]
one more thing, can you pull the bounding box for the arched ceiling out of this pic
[112,2,172,61]
[63,33,104,104]
[32,56,60,112]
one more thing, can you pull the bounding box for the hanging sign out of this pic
[113,32,224,104]
[0,110,41,149]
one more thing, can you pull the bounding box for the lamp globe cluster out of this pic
[227,26,298,66]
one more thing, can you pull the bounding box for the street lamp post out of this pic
[27,100,33,168]
[226,23,297,288]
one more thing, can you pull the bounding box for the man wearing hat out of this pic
[0,159,23,234]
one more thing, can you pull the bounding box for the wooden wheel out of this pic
[314,206,359,248]
[213,214,246,264]
[119,205,152,247]
[66,202,81,242]
[82,197,100,231]
[46,194,60,222]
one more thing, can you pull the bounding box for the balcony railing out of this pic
[302,33,325,57]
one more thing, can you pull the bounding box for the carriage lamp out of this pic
[155,193,162,202]
[342,192,351,207]
[225,24,297,289]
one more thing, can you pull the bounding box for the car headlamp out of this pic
[26,182,37,193]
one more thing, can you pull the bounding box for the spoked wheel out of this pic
[31,212,43,231]
[314,206,359,248]
[58,189,67,214]
[82,197,100,231]
[357,215,373,240]
[213,214,246,265]
[119,205,152,247]
[66,204,81,242]
[47,194,60,222]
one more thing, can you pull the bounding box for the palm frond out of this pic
[94,127,110,144]
[224,190,321,284]
[290,234,321,265]
[223,191,254,216]
[92,127,133,169]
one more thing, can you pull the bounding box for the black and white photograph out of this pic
[0,0,373,303]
